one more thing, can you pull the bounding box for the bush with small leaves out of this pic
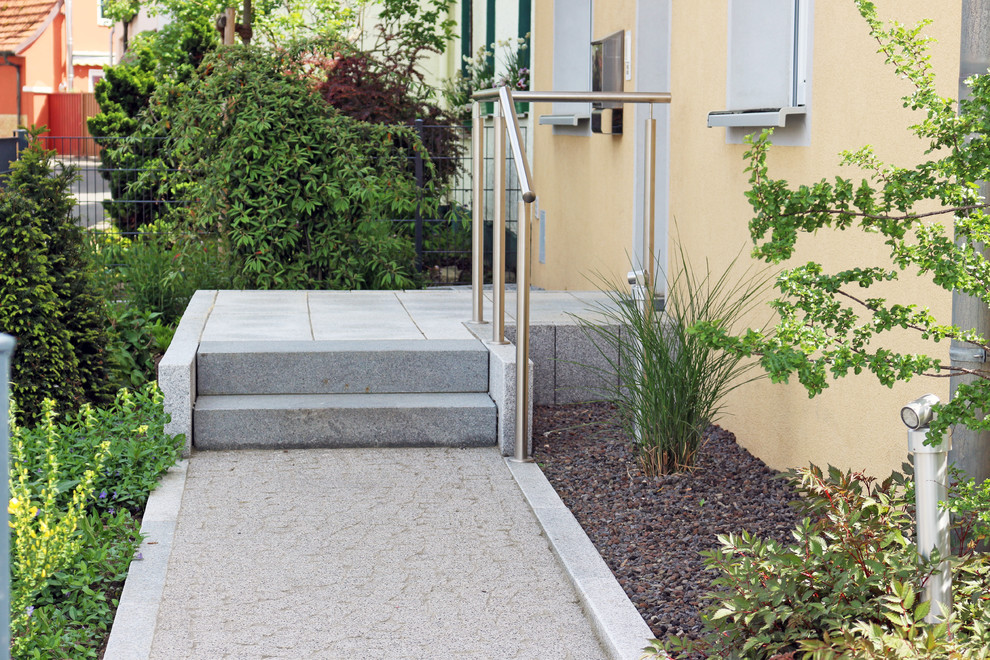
[0,133,118,423]
[148,42,429,290]
[643,464,990,659]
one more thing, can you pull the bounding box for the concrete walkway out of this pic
[106,289,655,659]
[150,448,606,659]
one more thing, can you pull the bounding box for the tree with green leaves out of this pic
[102,0,455,49]
[693,1,990,449]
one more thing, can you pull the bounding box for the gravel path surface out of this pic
[532,402,805,649]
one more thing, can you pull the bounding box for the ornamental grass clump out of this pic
[575,247,771,476]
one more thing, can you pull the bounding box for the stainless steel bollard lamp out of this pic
[901,393,952,623]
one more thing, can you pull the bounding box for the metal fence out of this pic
[7,123,527,287]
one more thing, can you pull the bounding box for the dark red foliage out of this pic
[313,31,462,183]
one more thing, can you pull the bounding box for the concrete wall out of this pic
[533,0,962,476]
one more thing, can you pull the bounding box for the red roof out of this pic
[0,0,61,54]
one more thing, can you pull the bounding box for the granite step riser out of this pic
[196,340,490,396]
[193,393,498,450]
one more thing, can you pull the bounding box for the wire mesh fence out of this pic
[4,121,528,287]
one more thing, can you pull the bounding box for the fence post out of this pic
[413,118,425,274]
[1,333,15,658]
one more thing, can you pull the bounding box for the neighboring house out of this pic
[0,0,113,145]
[109,5,166,63]
[528,0,962,476]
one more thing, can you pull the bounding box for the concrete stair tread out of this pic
[193,392,497,450]
[197,339,489,354]
[197,339,490,395]
[195,392,496,409]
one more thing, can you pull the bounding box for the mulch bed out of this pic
[532,402,805,649]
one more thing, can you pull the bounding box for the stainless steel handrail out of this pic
[470,86,671,463]
[473,90,672,104]
[497,86,535,204]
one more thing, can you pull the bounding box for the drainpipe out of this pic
[951,1,990,485]
[1,54,21,127]
[65,0,74,90]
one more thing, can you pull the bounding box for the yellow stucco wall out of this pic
[530,0,639,291]
[534,0,963,476]
[670,0,959,475]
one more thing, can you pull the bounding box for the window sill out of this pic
[538,114,591,127]
[707,106,806,128]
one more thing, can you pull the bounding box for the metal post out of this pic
[951,0,990,486]
[471,101,486,324]
[513,199,533,462]
[908,425,952,623]
[413,118,425,274]
[643,110,657,293]
[491,102,508,344]
[1,333,15,656]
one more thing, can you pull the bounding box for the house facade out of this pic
[0,0,113,139]
[527,0,962,476]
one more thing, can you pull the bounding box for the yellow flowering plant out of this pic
[8,400,109,646]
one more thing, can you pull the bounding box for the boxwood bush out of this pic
[138,41,436,291]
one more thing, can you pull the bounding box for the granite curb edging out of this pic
[506,458,657,660]
[103,459,188,660]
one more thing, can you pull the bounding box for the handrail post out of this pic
[643,108,657,295]
[413,118,425,273]
[491,100,509,344]
[466,87,671,462]
[471,101,486,324]
[512,199,533,462]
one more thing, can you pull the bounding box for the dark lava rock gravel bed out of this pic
[532,402,806,648]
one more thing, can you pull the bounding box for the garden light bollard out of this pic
[1,333,15,658]
[901,393,952,623]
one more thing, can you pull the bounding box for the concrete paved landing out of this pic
[148,448,608,660]
[197,288,619,342]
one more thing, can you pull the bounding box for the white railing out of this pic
[470,87,672,462]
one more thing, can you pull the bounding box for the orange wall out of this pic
[72,0,112,52]
[21,13,64,92]
[11,1,113,134]
[20,1,112,94]
[0,62,22,133]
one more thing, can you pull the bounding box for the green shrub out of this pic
[315,37,463,184]
[13,383,184,516]
[89,24,217,231]
[0,134,117,423]
[575,247,771,475]
[88,222,234,326]
[10,509,141,660]
[645,465,990,659]
[8,402,109,654]
[9,384,181,658]
[146,42,427,290]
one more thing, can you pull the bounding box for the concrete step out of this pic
[193,392,497,450]
[196,339,490,395]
